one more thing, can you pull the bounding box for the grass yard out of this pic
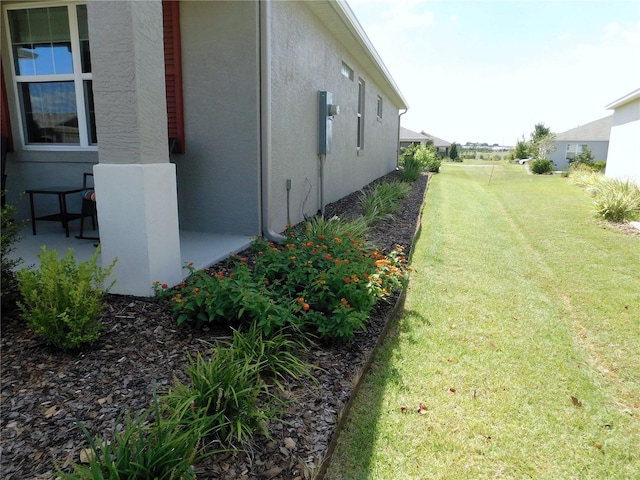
[325,163,640,479]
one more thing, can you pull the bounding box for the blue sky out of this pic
[347,0,640,145]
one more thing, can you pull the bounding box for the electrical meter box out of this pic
[318,91,337,155]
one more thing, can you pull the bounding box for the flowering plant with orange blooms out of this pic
[154,261,297,333]
[249,224,411,340]
[155,224,411,340]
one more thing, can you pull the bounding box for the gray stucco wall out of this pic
[269,1,400,233]
[549,141,609,170]
[175,1,261,236]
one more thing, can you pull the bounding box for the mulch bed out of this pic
[0,171,429,480]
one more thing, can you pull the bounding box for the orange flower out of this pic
[334,259,341,265]
[297,297,305,304]
[325,254,332,260]
[303,303,310,311]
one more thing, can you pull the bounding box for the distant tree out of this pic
[513,137,529,159]
[449,142,459,160]
[529,122,556,158]
[531,123,551,142]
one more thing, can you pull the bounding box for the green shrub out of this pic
[62,394,212,480]
[155,261,298,335]
[529,158,553,174]
[398,145,423,181]
[252,230,410,340]
[415,145,441,173]
[1,203,23,295]
[572,146,595,167]
[17,246,116,349]
[593,161,606,172]
[592,178,640,223]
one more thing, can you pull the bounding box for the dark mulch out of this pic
[0,171,429,480]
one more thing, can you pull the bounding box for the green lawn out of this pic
[325,164,640,480]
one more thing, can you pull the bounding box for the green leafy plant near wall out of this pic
[17,246,116,349]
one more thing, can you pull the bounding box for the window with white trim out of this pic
[6,3,96,147]
[357,78,365,150]
[341,62,353,81]
[376,95,382,121]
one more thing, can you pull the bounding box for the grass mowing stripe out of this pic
[325,165,640,480]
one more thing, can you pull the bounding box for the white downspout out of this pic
[260,0,286,243]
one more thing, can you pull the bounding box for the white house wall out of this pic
[269,1,400,233]
[174,1,261,236]
[606,98,640,182]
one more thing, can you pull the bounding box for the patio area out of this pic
[9,220,252,286]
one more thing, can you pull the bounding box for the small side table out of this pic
[26,186,86,237]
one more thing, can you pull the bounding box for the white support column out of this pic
[88,0,182,296]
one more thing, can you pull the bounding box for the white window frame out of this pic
[357,78,365,152]
[341,61,354,81]
[376,95,383,121]
[3,1,97,151]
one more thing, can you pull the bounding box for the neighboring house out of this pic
[604,88,640,183]
[549,116,612,170]
[399,127,451,156]
[1,0,408,296]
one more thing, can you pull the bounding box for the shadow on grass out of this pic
[320,307,432,479]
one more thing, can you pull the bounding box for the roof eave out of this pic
[605,87,640,110]
[328,0,409,110]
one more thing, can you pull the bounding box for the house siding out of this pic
[549,141,609,170]
[176,1,261,235]
[269,1,400,233]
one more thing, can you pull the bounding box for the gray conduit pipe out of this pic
[260,0,286,243]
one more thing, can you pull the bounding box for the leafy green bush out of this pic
[155,261,298,335]
[592,178,640,223]
[62,394,212,480]
[571,146,595,167]
[398,145,423,181]
[529,158,553,174]
[593,161,606,172]
[17,246,116,349]
[1,203,23,295]
[415,145,441,173]
[252,230,410,340]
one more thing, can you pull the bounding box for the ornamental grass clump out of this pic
[165,349,272,444]
[17,246,115,349]
[61,394,212,480]
[592,177,640,223]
